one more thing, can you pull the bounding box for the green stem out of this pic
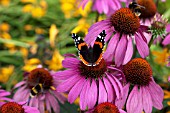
[95,12,100,22]
[148,35,154,48]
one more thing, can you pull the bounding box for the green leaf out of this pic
[0,38,30,48]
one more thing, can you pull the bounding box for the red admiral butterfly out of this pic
[72,30,106,66]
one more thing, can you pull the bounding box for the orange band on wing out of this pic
[95,53,103,65]
[94,42,103,48]
[78,42,87,50]
[79,54,89,65]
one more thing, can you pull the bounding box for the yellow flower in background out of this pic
[164,90,170,106]
[152,48,170,66]
[60,0,92,19]
[0,23,10,32]
[35,27,45,34]
[71,18,90,34]
[49,24,59,48]
[24,24,33,31]
[21,0,36,3]
[45,50,63,71]
[31,6,45,18]
[22,0,47,18]
[22,4,34,13]
[20,47,29,59]
[0,65,14,83]
[0,0,10,6]
[22,58,41,72]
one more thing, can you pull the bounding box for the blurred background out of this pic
[0,0,170,112]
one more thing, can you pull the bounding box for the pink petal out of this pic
[47,93,60,113]
[162,34,170,45]
[57,74,82,92]
[123,37,133,65]
[62,58,80,69]
[107,73,120,99]
[53,90,66,104]
[80,80,90,110]
[135,32,149,58]
[166,24,170,32]
[112,76,123,97]
[115,34,128,66]
[53,70,77,80]
[68,78,86,103]
[23,106,40,113]
[119,109,127,113]
[87,79,97,109]
[103,33,120,62]
[126,86,143,113]
[116,83,130,109]
[45,96,51,113]
[103,77,114,102]
[13,81,26,89]
[79,0,89,9]
[141,86,152,113]
[148,79,163,109]
[98,79,107,104]
[38,99,44,113]
[101,0,109,14]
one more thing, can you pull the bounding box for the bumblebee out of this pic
[30,83,43,97]
[129,2,145,17]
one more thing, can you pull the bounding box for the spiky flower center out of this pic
[150,16,167,38]
[110,8,140,35]
[137,0,157,19]
[0,102,24,113]
[123,58,152,86]
[79,59,107,79]
[93,102,120,113]
[28,68,53,89]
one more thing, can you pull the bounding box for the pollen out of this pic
[93,102,120,113]
[28,68,53,89]
[137,0,157,19]
[110,8,140,35]
[79,59,107,79]
[0,102,24,113]
[123,58,152,86]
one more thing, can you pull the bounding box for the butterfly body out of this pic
[72,30,106,66]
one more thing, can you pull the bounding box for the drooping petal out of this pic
[57,74,82,92]
[123,37,133,65]
[126,86,143,113]
[103,76,114,102]
[107,73,121,99]
[135,32,149,58]
[103,33,120,62]
[23,106,40,113]
[80,80,90,110]
[53,70,78,80]
[98,79,108,104]
[62,58,80,69]
[68,78,86,103]
[13,81,26,89]
[116,83,130,109]
[166,24,170,32]
[162,34,170,45]
[87,79,97,109]
[115,34,128,66]
[148,79,163,110]
[47,93,60,113]
[141,86,152,113]
[79,0,89,9]
[101,0,109,14]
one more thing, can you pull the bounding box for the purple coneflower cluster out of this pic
[0,0,169,113]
